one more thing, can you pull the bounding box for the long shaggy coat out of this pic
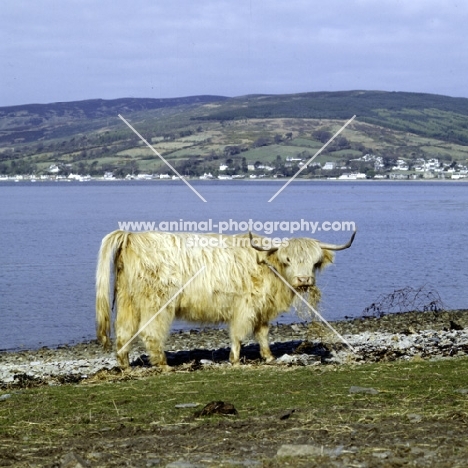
[96,230,338,369]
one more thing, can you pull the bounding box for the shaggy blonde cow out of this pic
[96,230,355,369]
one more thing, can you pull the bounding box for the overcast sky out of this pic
[1,0,468,107]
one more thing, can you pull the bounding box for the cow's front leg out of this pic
[146,339,172,372]
[255,322,274,362]
[229,316,251,366]
[116,338,130,369]
[229,338,241,366]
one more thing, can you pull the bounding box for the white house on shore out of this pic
[338,173,366,180]
[392,159,409,171]
[322,162,336,170]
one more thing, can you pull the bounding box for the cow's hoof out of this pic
[117,360,130,370]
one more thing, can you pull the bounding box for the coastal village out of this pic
[1,155,467,182]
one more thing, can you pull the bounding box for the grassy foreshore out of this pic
[1,357,468,467]
[1,310,468,467]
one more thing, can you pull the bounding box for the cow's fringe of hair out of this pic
[293,286,322,320]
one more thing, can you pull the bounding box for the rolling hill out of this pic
[1,90,468,178]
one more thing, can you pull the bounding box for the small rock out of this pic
[146,459,161,467]
[349,386,379,395]
[395,336,413,349]
[277,444,324,457]
[455,388,468,395]
[175,403,199,408]
[277,444,343,457]
[60,452,89,468]
[279,409,296,420]
[450,320,463,331]
[223,459,261,466]
[296,353,320,365]
[407,413,423,422]
[0,394,11,401]
[199,359,214,365]
[165,460,202,468]
[276,354,295,364]
[410,447,436,458]
[372,451,391,459]
[194,401,238,417]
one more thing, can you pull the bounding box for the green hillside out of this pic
[1,91,468,178]
[194,91,468,145]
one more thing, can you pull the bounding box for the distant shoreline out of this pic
[0,177,466,184]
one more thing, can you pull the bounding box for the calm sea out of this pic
[0,180,467,351]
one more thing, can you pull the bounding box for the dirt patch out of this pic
[5,408,468,467]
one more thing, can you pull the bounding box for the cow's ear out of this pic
[317,249,334,271]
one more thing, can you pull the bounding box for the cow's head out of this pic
[250,231,356,291]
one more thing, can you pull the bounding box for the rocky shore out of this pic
[1,310,467,389]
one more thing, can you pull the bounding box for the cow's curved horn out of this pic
[249,231,279,255]
[318,230,356,251]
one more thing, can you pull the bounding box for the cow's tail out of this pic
[95,230,130,350]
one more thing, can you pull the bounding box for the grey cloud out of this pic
[0,0,467,105]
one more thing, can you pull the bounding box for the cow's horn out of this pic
[318,230,356,251]
[249,231,279,254]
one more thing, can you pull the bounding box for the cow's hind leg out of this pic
[254,322,274,363]
[115,288,139,370]
[116,337,131,369]
[115,311,138,370]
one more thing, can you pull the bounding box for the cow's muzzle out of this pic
[293,276,314,289]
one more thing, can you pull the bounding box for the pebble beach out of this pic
[1,310,467,389]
